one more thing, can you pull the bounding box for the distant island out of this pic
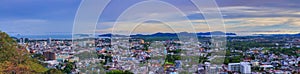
[98,31,237,37]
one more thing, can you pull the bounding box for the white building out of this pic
[240,62,251,74]
[228,63,240,72]
[228,62,251,73]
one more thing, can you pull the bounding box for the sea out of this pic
[11,34,73,39]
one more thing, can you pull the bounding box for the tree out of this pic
[61,61,75,73]
[199,56,208,63]
[0,32,48,73]
[106,70,134,74]
[45,69,64,74]
[124,70,134,74]
[106,70,123,74]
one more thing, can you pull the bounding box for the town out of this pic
[13,34,300,74]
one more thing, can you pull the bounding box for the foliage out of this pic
[107,70,123,74]
[45,69,64,74]
[264,47,300,56]
[61,61,76,73]
[168,49,181,54]
[0,32,48,73]
[198,56,208,63]
[75,51,98,60]
[165,54,181,64]
[32,54,46,61]
[106,70,134,74]
[143,44,149,51]
[224,56,242,64]
[227,41,273,51]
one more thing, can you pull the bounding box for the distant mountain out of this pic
[130,32,177,37]
[98,34,112,37]
[98,31,236,37]
[98,34,128,37]
[254,33,300,37]
[197,31,236,36]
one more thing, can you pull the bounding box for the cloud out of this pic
[96,19,210,35]
[0,19,48,27]
[215,0,300,9]
[222,17,300,35]
[2,0,300,35]
[227,17,300,27]
[188,6,300,20]
[12,19,47,24]
[96,16,300,35]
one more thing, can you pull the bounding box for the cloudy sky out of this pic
[0,0,300,35]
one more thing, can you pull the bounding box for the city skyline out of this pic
[1,0,300,35]
[0,1,299,73]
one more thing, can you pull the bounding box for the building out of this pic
[259,65,274,71]
[175,60,181,68]
[19,38,25,44]
[43,51,56,61]
[228,63,240,72]
[47,37,52,44]
[207,66,222,74]
[240,62,251,74]
[140,39,145,44]
[228,62,251,73]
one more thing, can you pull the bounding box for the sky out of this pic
[1,0,300,36]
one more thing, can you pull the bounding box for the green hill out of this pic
[0,31,48,73]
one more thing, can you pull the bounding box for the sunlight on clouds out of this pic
[97,20,211,34]
[223,17,300,35]
[97,17,300,35]
[95,5,300,35]
[225,17,300,27]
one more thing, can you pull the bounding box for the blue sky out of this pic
[1,0,300,35]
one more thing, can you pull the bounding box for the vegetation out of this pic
[168,49,182,53]
[60,61,76,73]
[45,69,64,74]
[227,41,273,51]
[0,32,48,73]
[165,54,181,64]
[75,51,98,60]
[141,37,179,42]
[106,70,134,74]
[263,47,300,56]
[198,56,208,63]
[224,56,242,64]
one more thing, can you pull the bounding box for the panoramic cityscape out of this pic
[0,0,300,74]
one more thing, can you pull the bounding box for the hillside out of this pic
[0,31,48,73]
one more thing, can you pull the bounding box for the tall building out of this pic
[228,62,251,73]
[240,62,251,74]
[47,37,52,44]
[19,38,23,44]
[18,38,26,44]
[228,63,240,72]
